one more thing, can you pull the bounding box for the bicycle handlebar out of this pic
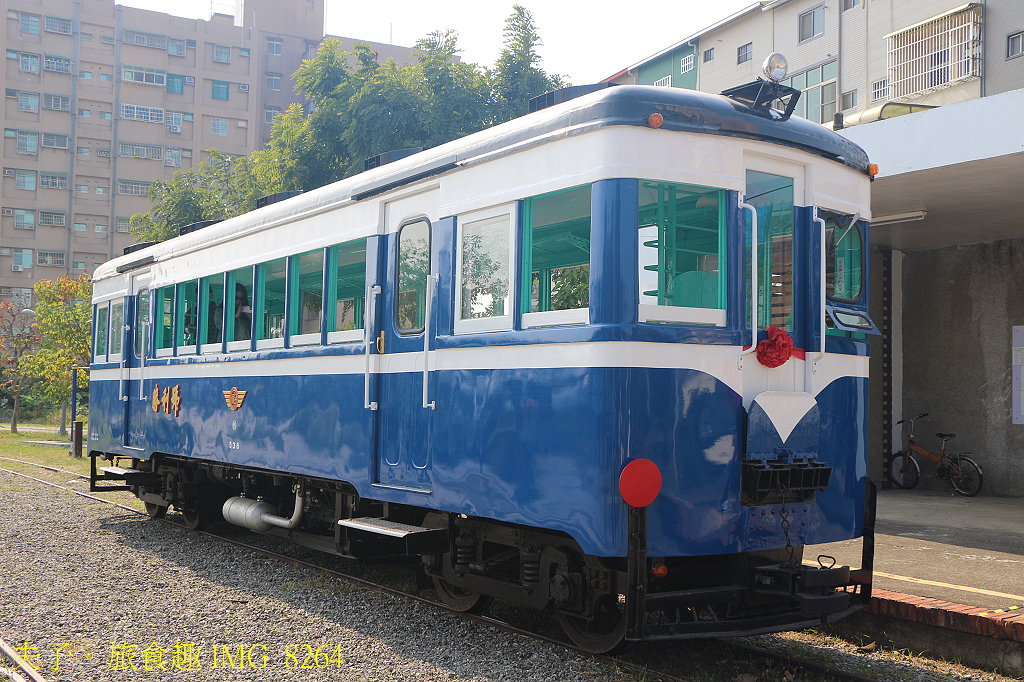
[896,413,929,426]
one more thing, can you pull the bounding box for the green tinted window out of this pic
[826,216,863,302]
[135,290,149,357]
[109,302,123,355]
[258,258,287,340]
[94,305,108,357]
[330,239,366,332]
[200,275,225,346]
[523,185,591,313]
[745,170,795,331]
[638,181,725,310]
[155,285,174,349]
[397,221,430,333]
[175,279,199,348]
[227,267,253,343]
[289,250,324,337]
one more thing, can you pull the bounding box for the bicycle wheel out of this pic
[888,452,920,489]
[949,456,983,497]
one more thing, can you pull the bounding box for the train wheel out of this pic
[144,501,167,519]
[431,577,493,614]
[557,593,630,654]
[181,505,205,530]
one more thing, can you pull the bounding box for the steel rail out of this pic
[0,635,49,682]
[1,463,882,682]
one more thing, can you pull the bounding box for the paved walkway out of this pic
[813,487,1024,610]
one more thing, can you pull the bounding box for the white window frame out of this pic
[18,92,38,113]
[43,94,70,112]
[41,172,67,189]
[680,54,695,74]
[94,302,109,360]
[799,6,825,43]
[455,203,516,335]
[266,72,282,91]
[267,37,283,56]
[43,55,72,74]
[37,251,64,267]
[1008,31,1024,59]
[39,211,64,227]
[107,300,124,362]
[211,117,228,136]
[14,210,35,230]
[45,16,72,34]
[738,42,753,64]
[653,75,672,87]
[703,48,714,63]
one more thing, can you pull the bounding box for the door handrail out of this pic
[422,274,438,410]
[364,284,381,410]
[738,196,758,366]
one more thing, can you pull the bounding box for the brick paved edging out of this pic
[870,588,1024,642]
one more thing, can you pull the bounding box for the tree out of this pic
[20,275,92,436]
[0,303,41,433]
[489,6,567,123]
[130,151,276,242]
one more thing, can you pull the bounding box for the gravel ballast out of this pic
[0,471,629,682]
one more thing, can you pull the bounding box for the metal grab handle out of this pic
[738,196,758,366]
[119,323,129,402]
[812,208,827,371]
[422,274,438,410]
[364,284,381,410]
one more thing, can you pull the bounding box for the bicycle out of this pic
[888,413,983,496]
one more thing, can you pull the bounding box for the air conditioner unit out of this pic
[0,287,10,295]
[238,83,249,92]
[2,208,12,216]
[12,265,23,272]
[237,120,247,128]
[185,76,195,84]
[169,124,181,133]
[2,169,13,176]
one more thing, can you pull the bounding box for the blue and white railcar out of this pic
[89,69,876,652]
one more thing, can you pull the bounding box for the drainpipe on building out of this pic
[980,0,986,97]
[688,39,698,90]
[66,0,82,277]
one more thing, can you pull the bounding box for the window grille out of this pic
[653,75,672,87]
[20,14,40,35]
[45,16,72,35]
[101,35,115,44]
[267,38,283,56]
[213,45,231,63]
[122,65,166,86]
[886,5,982,100]
[116,217,131,233]
[80,32,93,41]
[211,118,228,136]
[19,53,40,74]
[37,251,64,267]
[164,147,181,167]
[118,179,150,196]
[42,133,68,149]
[44,55,72,74]
[39,211,65,227]
[40,173,67,189]
[97,148,111,157]
[680,54,694,74]
[165,112,184,133]
[168,38,186,56]
[15,170,35,190]
[43,94,71,112]
[14,210,35,230]
[119,142,163,159]
[124,30,168,49]
[17,131,38,155]
[738,43,753,64]
[18,92,38,113]
[121,103,165,123]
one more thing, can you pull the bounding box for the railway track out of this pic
[0,457,879,682]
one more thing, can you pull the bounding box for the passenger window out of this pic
[257,257,287,344]
[327,239,366,342]
[638,181,726,325]
[226,267,253,349]
[522,185,591,327]
[826,215,863,303]
[94,304,109,359]
[456,206,513,333]
[134,290,150,358]
[200,275,225,350]
[397,220,430,334]
[289,250,324,343]
[154,285,175,354]
[109,302,123,357]
[745,170,794,331]
[175,279,199,352]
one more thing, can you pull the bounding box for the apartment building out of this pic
[611,0,1024,125]
[1,0,416,308]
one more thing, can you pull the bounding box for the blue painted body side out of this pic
[89,178,871,560]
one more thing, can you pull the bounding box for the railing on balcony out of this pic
[886,4,982,100]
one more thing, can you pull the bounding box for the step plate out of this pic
[338,517,433,538]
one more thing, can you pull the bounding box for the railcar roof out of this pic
[95,84,869,282]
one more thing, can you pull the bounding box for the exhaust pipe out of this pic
[223,482,304,532]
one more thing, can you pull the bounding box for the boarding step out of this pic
[90,459,159,493]
[338,517,448,555]
[100,466,139,477]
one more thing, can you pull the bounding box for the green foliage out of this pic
[20,276,92,407]
[0,302,41,432]
[134,8,564,242]
[130,150,278,242]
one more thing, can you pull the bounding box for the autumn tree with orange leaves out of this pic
[0,302,41,433]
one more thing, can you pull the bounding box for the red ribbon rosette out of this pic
[756,324,793,368]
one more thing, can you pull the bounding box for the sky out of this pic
[116,0,757,84]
